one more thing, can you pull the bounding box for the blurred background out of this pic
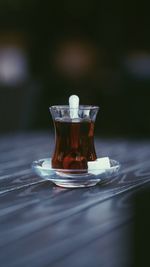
[0,0,149,137]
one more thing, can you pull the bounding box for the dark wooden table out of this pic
[0,132,150,267]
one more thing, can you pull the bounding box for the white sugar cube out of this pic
[88,157,110,170]
[97,157,111,168]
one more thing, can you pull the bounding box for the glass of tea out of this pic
[49,105,99,173]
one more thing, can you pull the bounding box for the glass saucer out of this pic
[32,158,120,188]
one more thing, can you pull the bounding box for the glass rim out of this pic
[49,105,100,110]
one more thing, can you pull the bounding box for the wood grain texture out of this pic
[0,132,150,267]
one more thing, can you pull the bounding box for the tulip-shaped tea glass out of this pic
[49,105,99,176]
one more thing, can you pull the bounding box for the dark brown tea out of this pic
[52,119,97,170]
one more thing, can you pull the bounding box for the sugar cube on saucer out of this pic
[88,157,111,170]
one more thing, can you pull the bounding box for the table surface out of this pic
[0,132,150,267]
